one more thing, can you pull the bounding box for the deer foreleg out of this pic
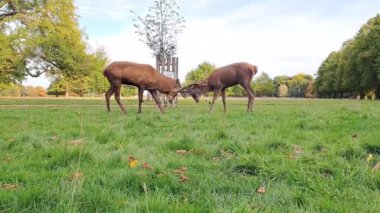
[209,89,221,113]
[221,89,227,112]
[114,85,126,113]
[105,87,114,112]
[138,87,144,113]
[150,90,164,113]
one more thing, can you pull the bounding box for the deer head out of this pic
[167,79,181,104]
[180,83,204,103]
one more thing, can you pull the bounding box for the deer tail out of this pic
[249,64,258,82]
[103,68,109,77]
[252,65,258,75]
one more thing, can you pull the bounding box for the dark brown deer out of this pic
[103,61,181,113]
[180,62,258,112]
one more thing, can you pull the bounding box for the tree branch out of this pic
[26,69,47,78]
[0,11,17,21]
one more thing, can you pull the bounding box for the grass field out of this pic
[0,97,379,212]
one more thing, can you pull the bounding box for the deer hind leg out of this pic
[149,90,164,113]
[137,87,144,113]
[113,83,126,113]
[105,87,114,112]
[209,88,222,113]
[241,83,255,112]
[221,89,227,113]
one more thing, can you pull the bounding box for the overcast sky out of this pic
[24,0,380,87]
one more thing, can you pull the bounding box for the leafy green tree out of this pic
[355,15,380,99]
[0,27,26,83]
[1,1,47,83]
[184,62,215,85]
[315,14,380,99]
[226,85,246,97]
[24,0,89,78]
[0,82,20,96]
[46,44,109,97]
[0,0,38,22]
[252,72,274,97]
[47,79,65,97]
[121,86,138,97]
[1,0,101,85]
[315,51,341,97]
[85,48,109,94]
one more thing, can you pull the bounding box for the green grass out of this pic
[0,97,379,212]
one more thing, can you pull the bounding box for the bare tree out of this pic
[132,0,185,63]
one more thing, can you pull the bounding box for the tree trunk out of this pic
[372,87,377,100]
[65,82,69,98]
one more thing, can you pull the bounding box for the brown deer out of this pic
[103,61,181,113]
[180,62,258,112]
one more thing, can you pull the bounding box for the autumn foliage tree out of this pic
[288,73,314,97]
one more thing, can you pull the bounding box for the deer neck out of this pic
[198,81,211,94]
[156,75,173,93]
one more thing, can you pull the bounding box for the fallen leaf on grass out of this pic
[212,157,221,162]
[3,155,13,163]
[166,133,173,139]
[367,154,374,163]
[128,156,139,168]
[70,139,83,146]
[7,137,16,143]
[1,183,18,190]
[179,175,190,182]
[156,173,164,177]
[50,136,58,141]
[293,145,304,155]
[70,172,84,181]
[257,186,266,194]
[116,199,128,207]
[287,145,305,159]
[220,149,234,158]
[142,162,153,170]
[176,149,189,155]
[372,162,380,173]
[173,167,188,174]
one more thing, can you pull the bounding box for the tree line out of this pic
[315,14,380,99]
[184,62,314,98]
[9,0,371,99]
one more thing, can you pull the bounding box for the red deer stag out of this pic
[180,62,257,112]
[103,61,181,113]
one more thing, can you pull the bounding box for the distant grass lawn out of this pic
[0,98,379,212]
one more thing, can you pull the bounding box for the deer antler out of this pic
[179,87,190,97]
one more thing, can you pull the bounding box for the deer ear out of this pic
[175,79,180,85]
